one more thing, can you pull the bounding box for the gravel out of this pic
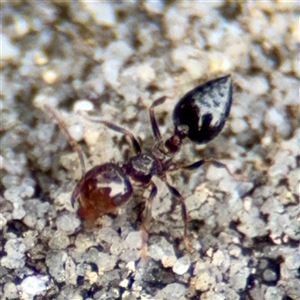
[1,1,299,299]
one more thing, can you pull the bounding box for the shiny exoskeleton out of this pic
[45,75,233,254]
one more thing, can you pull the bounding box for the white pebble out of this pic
[102,59,122,88]
[14,15,30,37]
[19,275,49,300]
[1,238,26,269]
[103,40,134,62]
[265,107,284,128]
[0,213,7,230]
[144,0,164,14]
[42,69,59,84]
[164,7,188,42]
[73,100,94,112]
[56,212,81,235]
[135,63,156,83]
[249,75,269,95]
[172,255,191,275]
[156,283,186,299]
[125,231,142,250]
[22,213,37,228]
[33,93,58,109]
[4,282,18,299]
[69,123,84,142]
[162,255,177,268]
[230,118,248,134]
[195,269,215,291]
[209,51,232,73]
[81,2,116,26]
[1,33,19,61]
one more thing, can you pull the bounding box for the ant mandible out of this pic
[44,75,233,255]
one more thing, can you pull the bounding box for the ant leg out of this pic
[43,104,86,178]
[183,158,245,180]
[79,111,141,155]
[149,96,168,142]
[140,182,157,260]
[161,177,193,252]
[169,158,241,179]
[71,177,85,207]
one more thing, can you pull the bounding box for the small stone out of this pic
[102,60,121,89]
[12,202,26,220]
[48,231,70,250]
[56,212,81,235]
[18,275,49,300]
[263,268,278,282]
[54,191,73,211]
[148,237,176,264]
[125,231,142,250]
[33,93,58,109]
[195,269,215,291]
[264,286,283,300]
[65,256,77,285]
[172,255,191,275]
[229,258,250,292]
[144,0,164,14]
[42,69,59,84]
[164,7,188,42]
[4,282,18,299]
[2,174,21,189]
[46,251,68,282]
[110,240,124,256]
[0,213,7,230]
[248,75,269,95]
[209,51,232,73]
[103,40,134,62]
[156,283,186,300]
[162,255,177,268]
[34,51,48,65]
[85,247,117,271]
[135,63,156,83]
[69,123,84,142]
[4,187,22,203]
[120,249,141,263]
[237,207,267,238]
[81,2,116,26]
[73,100,94,112]
[212,249,231,273]
[206,163,230,182]
[284,250,300,270]
[1,33,19,62]
[74,232,96,251]
[14,15,30,37]
[265,108,290,137]
[230,118,248,134]
[22,213,37,228]
[228,245,242,258]
[1,238,26,269]
[96,227,120,245]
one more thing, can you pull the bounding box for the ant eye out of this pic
[173,75,233,144]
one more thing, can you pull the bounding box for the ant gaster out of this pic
[44,75,233,255]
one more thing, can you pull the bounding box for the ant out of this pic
[44,75,234,256]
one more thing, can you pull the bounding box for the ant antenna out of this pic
[43,104,86,177]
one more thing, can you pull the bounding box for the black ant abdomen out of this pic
[172,75,232,145]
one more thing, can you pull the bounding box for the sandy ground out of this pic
[1,2,299,300]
